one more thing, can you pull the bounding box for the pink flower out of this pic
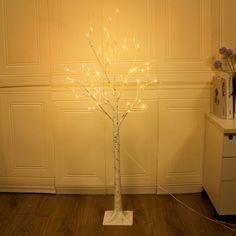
[214,47,236,74]
[219,47,227,55]
[213,60,222,69]
[226,48,233,56]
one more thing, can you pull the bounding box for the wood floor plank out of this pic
[0,193,235,236]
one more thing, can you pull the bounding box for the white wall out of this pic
[0,0,234,194]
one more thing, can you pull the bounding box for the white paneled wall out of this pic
[0,0,234,193]
[0,89,54,192]
[158,88,210,193]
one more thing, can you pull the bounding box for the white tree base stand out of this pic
[103,210,133,226]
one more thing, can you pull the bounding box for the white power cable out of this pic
[157,185,236,232]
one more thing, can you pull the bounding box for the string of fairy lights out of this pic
[65,9,158,124]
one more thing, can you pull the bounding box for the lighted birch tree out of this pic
[66,9,157,226]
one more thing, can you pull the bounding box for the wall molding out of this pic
[56,185,157,194]
[0,186,55,193]
[0,176,55,193]
[0,80,212,90]
[54,184,202,195]
[0,0,50,76]
[0,183,202,195]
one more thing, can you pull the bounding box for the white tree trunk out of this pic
[113,97,122,212]
[103,92,133,225]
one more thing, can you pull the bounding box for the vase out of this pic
[232,74,236,118]
[233,74,236,94]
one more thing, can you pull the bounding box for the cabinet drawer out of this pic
[222,158,236,180]
[220,181,236,215]
[223,134,236,157]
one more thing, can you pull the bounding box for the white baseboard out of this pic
[0,183,203,195]
[56,186,106,194]
[0,177,56,193]
[106,185,157,194]
[56,185,157,194]
[56,184,202,195]
[0,185,56,193]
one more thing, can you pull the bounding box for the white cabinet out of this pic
[203,113,236,215]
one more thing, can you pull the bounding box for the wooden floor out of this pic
[0,193,235,236]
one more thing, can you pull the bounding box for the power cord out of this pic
[157,185,236,232]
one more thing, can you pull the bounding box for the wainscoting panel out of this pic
[0,93,5,177]
[149,0,212,74]
[0,0,50,85]
[219,0,236,47]
[53,95,106,192]
[48,0,103,79]
[0,90,54,192]
[158,91,210,193]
